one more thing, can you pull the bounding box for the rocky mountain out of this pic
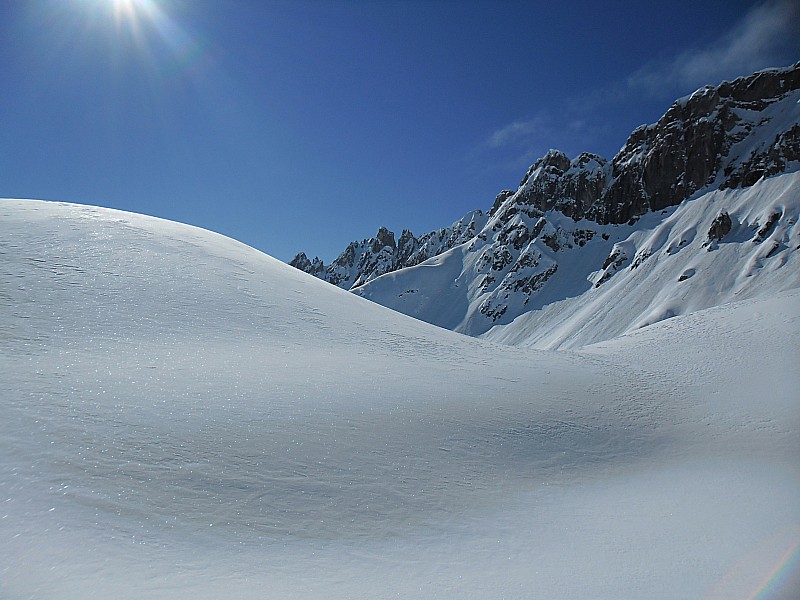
[291,63,800,347]
[290,212,487,289]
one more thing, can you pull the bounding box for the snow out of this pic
[359,170,800,348]
[483,171,800,348]
[2,199,798,599]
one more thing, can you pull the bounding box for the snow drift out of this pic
[1,200,798,599]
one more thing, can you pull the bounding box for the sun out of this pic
[75,0,203,78]
[109,0,149,20]
[83,0,158,28]
[91,0,165,38]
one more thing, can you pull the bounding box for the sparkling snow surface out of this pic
[1,200,798,599]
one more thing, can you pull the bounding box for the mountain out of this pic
[2,199,799,598]
[291,63,800,346]
[290,212,487,289]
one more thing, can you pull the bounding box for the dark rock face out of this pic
[722,123,800,189]
[372,227,396,253]
[707,212,733,242]
[595,247,629,288]
[488,190,516,217]
[513,151,607,219]
[559,153,608,218]
[601,88,730,220]
[755,210,782,242]
[289,252,324,276]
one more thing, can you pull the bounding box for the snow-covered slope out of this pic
[361,170,800,346]
[294,64,800,347]
[2,200,798,599]
[290,210,487,289]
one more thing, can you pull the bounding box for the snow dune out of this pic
[1,200,798,598]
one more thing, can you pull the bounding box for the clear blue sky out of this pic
[1,0,798,262]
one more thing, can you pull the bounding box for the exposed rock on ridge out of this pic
[291,211,487,289]
[509,63,800,224]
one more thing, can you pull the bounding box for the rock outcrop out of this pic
[707,212,733,242]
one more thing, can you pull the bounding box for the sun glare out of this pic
[72,0,208,82]
[108,0,149,24]
[86,0,167,46]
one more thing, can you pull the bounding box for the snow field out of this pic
[1,199,798,598]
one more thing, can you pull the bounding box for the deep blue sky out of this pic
[2,0,798,262]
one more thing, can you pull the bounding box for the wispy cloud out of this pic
[486,118,545,148]
[628,0,800,95]
[483,114,594,154]
[474,112,604,175]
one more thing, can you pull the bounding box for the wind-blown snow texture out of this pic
[293,64,800,346]
[2,200,798,599]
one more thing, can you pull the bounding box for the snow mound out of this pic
[1,200,798,599]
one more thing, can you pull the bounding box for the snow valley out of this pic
[1,198,798,598]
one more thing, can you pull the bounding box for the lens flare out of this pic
[112,0,140,16]
[80,0,211,81]
[702,527,800,600]
[106,0,154,29]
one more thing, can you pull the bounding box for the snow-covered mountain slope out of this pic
[290,210,487,289]
[361,170,800,346]
[293,64,800,346]
[2,199,798,599]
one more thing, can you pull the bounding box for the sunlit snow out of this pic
[1,200,798,598]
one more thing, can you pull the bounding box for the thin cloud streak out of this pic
[471,111,605,181]
[487,118,545,148]
[627,0,800,95]
[484,113,593,154]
